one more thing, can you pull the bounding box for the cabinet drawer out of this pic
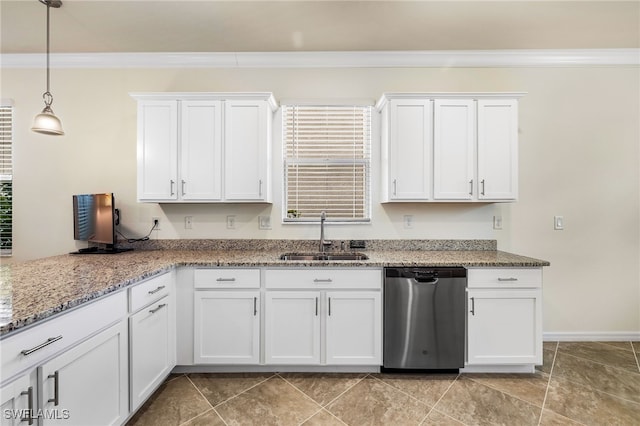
[130,272,172,312]
[0,290,127,385]
[194,268,260,289]
[265,269,382,290]
[467,268,542,288]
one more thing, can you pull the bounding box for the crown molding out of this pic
[2,49,638,69]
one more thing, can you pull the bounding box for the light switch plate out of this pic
[554,215,564,230]
[403,215,413,229]
[226,215,236,229]
[185,216,193,229]
[259,216,271,230]
[493,215,503,230]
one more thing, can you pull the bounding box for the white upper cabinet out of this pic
[381,99,432,201]
[477,99,519,201]
[132,93,277,203]
[224,100,271,201]
[433,99,476,200]
[377,93,523,203]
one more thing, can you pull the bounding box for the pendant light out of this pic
[31,0,64,136]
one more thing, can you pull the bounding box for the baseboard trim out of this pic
[544,331,640,341]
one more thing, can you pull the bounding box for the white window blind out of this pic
[283,105,371,222]
[0,105,13,256]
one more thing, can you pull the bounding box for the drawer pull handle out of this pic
[328,297,332,316]
[253,297,257,316]
[469,179,473,195]
[148,285,166,295]
[216,278,236,282]
[481,179,486,196]
[315,297,318,316]
[48,371,59,406]
[497,277,518,282]
[313,278,333,283]
[20,386,34,425]
[470,297,475,316]
[21,335,62,356]
[149,303,167,314]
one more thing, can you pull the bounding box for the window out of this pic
[283,105,371,222]
[0,104,12,256]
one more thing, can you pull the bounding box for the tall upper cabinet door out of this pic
[433,99,476,200]
[180,101,223,201]
[388,99,433,200]
[477,99,519,201]
[137,101,178,201]
[224,100,271,202]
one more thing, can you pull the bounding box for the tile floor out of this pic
[127,342,640,426]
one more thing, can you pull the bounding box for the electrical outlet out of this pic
[185,216,193,229]
[226,215,236,229]
[259,216,272,230]
[493,215,503,230]
[152,217,160,230]
[403,215,413,229]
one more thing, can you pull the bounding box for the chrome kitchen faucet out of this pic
[319,211,332,252]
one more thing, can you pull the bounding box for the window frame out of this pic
[281,103,372,224]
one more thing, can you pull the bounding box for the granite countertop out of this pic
[0,240,549,337]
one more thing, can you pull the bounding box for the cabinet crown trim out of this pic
[129,92,278,111]
[376,92,526,111]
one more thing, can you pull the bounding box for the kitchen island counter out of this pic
[0,242,549,336]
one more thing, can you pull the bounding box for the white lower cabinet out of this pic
[193,291,260,364]
[264,292,321,365]
[264,269,383,366]
[466,268,543,368]
[0,373,37,426]
[39,320,129,426]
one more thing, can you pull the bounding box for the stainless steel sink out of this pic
[280,252,368,261]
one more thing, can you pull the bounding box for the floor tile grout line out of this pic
[550,373,640,407]
[273,372,329,410]
[632,343,640,373]
[308,372,370,409]
[369,373,436,409]
[556,346,640,374]
[179,376,229,426]
[538,341,559,426]
[418,373,466,426]
[204,373,277,409]
[463,372,549,411]
[296,407,349,426]
[423,407,470,426]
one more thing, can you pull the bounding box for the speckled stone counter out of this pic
[0,240,549,337]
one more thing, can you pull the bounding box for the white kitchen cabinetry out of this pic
[264,269,382,366]
[466,268,542,370]
[377,93,523,203]
[193,269,260,364]
[131,93,277,203]
[39,321,128,426]
[380,99,432,201]
[0,374,36,426]
[129,272,176,412]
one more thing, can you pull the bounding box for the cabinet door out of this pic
[194,291,260,364]
[224,100,270,201]
[477,99,518,200]
[467,289,542,365]
[433,99,476,200]
[388,99,432,200]
[0,374,36,426]
[180,100,223,201]
[265,292,320,365]
[130,296,174,411]
[39,321,128,426]
[137,100,178,201]
[325,292,382,365]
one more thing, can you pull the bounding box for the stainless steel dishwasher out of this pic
[383,267,466,369]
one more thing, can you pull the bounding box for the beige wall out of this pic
[2,65,639,335]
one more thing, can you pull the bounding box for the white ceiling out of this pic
[1,0,639,55]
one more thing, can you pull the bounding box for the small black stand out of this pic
[70,247,134,255]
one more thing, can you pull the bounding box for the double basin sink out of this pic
[280,252,369,261]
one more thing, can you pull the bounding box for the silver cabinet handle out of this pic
[481,179,485,196]
[148,285,166,295]
[469,179,473,195]
[498,277,518,282]
[328,297,332,316]
[313,278,333,283]
[21,335,62,356]
[149,303,167,314]
[258,179,263,197]
[470,297,475,316]
[315,297,318,316]
[181,179,186,195]
[170,180,175,196]
[20,386,34,425]
[392,179,397,196]
[48,371,59,406]
[253,297,257,316]
[216,278,236,282]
